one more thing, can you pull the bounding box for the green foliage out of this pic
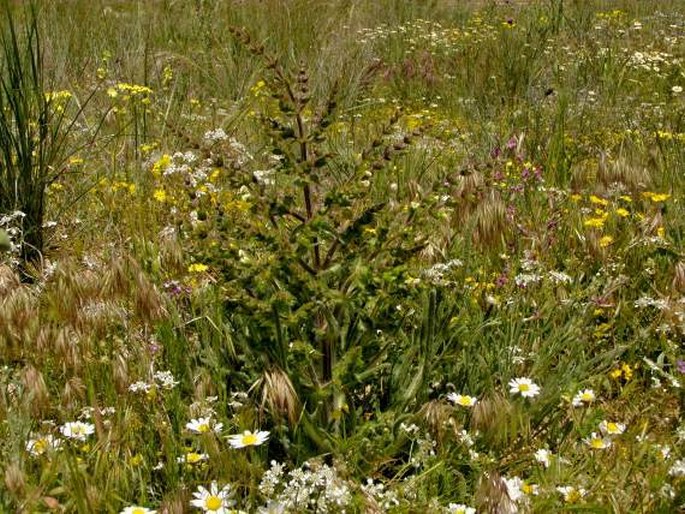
[1,1,685,512]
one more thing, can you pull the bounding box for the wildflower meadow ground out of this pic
[1,0,685,512]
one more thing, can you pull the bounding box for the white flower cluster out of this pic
[259,460,351,513]
[421,259,463,286]
[228,137,253,168]
[668,459,685,477]
[634,296,668,310]
[0,210,25,257]
[161,151,198,177]
[361,478,400,510]
[128,370,179,393]
[203,128,228,145]
[514,273,542,288]
[629,50,677,74]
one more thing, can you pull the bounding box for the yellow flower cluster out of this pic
[107,83,154,104]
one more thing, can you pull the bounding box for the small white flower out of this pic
[128,381,152,393]
[190,481,235,512]
[508,377,541,398]
[227,430,270,449]
[557,485,587,503]
[447,504,476,514]
[447,393,478,407]
[26,434,61,456]
[656,444,671,460]
[599,420,626,435]
[672,85,683,94]
[668,459,685,477]
[120,507,157,514]
[584,432,612,449]
[60,421,95,441]
[153,370,179,390]
[177,452,209,464]
[186,417,223,435]
[572,389,595,407]
[534,448,551,468]
[502,476,525,503]
[257,501,286,514]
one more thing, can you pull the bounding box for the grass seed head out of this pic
[3,463,25,498]
[420,399,452,444]
[472,194,508,250]
[22,365,49,417]
[471,393,513,446]
[672,261,685,293]
[260,367,300,426]
[476,470,518,514]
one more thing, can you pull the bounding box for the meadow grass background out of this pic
[1,0,685,512]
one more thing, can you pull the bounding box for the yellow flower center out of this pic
[581,393,593,401]
[34,439,48,453]
[522,483,534,495]
[518,383,530,392]
[242,433,258,446]
[205,496,222,511]
[591,438,605,449]
[132,509,146,514]
[607,422,618,433]
[458,397,472,406]
[566,490,581,503]
[197,424,210,433]
[186,453,203,463]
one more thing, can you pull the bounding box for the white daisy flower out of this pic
[571,389,595,407]
[508,377,541,398]
[447,393,478,407]
[26,434,61,456]
[227,430,270,449]
[60,421,95,441]
[447,504,476,514]
[502,476,525,503]
[599,420,626,435]
[190,481,235,512]
[584,432,612,449]
[186,417,223,435]
[534,448,551,468]
[557,485,587,504]
[120,507,157,514]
